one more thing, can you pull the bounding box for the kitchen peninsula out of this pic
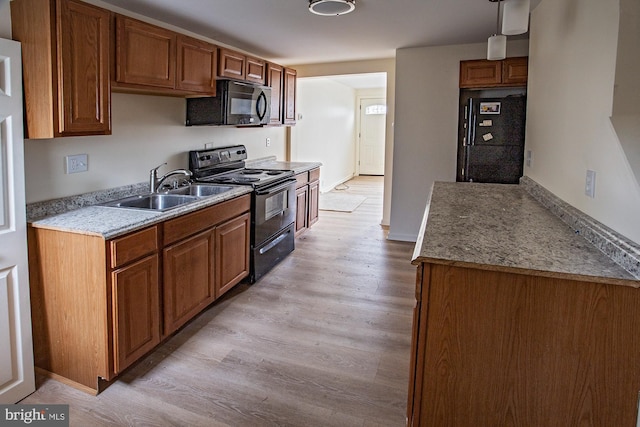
[407,181,640,426]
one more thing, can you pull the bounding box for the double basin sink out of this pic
[103,184,234,212]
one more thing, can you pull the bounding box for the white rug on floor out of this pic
[319,192,367,212]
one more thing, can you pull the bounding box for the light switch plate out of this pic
[585,169,596,198]
[65,154,88,174]
[525,150,533,167]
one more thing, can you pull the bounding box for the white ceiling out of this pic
[99,0,541,66]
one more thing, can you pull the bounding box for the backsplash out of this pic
[521,176,640,280]
[26,182,149,222]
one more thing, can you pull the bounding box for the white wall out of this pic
[24,93,287,203]
[525,0,640,243]
[2,1,287,203]
[388,40,529,242]
[289,78,357,192]
[293,59,395,226]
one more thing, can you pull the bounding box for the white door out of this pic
[0,38,35,403]
[358,98,386,175]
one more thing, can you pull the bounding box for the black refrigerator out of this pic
[456,94,526,184]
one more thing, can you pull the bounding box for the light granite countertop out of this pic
[29,186,252,240]
[27,158,322,240]
[246,157,322,175]
[412,182,639,287]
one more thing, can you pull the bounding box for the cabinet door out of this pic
[163,229,215,335]
[245,55,266,85]
[267,63,284,125]
[215,213,250,297]
[112,254,160,373]
[58,0,111,136]
[308,180,320,227]
[502,56,528,86]
[218,48,245,80]
[459,59,502,88]
[176,35,217,94]
[115,15,176,88]
[295,186,309,237]
[283,67,297,125]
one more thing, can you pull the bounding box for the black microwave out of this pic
[186,80,271,126]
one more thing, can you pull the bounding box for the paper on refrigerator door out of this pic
[482,133,494,141]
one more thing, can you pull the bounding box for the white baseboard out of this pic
[321,173,356,193]
[386,232,417,243]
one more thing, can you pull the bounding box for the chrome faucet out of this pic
[149,163,193,192]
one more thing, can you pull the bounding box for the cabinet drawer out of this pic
[295,172,309,189]
[110,226,158,269]
[309,167,320,183]
[163,195,251,246]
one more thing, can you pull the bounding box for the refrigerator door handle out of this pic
[470,113,477,146]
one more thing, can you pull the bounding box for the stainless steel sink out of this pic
[103,184,235,212]
[104,194,199,212]
[166,184,234,197]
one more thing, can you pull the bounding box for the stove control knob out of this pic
[199,155,211,161]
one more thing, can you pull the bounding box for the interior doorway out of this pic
[358,97,386,175]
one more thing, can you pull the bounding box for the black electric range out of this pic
[188,145,296,282]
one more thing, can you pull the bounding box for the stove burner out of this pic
[241,170,262,175]
[266,171,283,175]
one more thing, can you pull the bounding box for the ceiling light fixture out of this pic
[309,0,356,16]
[502,0,530,35]
[487,0,506,61]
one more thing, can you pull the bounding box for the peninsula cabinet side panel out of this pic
[414,264,640,426]
[407,263,430,427]
[28,227,110,392]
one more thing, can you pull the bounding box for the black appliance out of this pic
[186,80,271,127]
[189,145,295,283]
[456,94,527,184]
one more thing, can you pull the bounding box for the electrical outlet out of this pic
[204,142,213,149]
[65,154,88,174]
[585,170,596,198]
[265,138,271,147]
[525,150,533,167]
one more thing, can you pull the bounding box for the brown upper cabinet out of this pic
[267,63,284,125]
[245,56,267,85]
[218,47,267,85]
[502,57,529,86]
[460,57,528,88]
[115,15,176,89]
[11,0,112,139]
[283,67,297,125]
[12,0,295,138]
[176,36,218,94]
[114,15,217,96]
[218,48,246,80]
[266,63,297,126]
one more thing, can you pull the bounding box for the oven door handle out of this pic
[254,179,297,195]
[259,230,291,255]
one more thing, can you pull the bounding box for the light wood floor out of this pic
[22,176,417,427]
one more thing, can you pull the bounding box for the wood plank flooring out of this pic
[21,176,417,427]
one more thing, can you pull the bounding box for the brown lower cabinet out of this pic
[294,167,320,237]
[407,263,640,426]
[112,254,160,374]
[28,194,250,394]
